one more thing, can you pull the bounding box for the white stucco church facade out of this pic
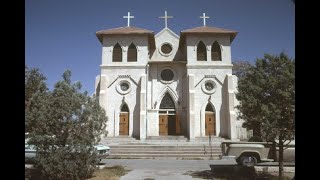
[94,12,247,141]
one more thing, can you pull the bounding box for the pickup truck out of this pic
[220,141,295,166]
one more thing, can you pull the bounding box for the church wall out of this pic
[187,68,221,137]
[99,67,146,137]
[187,67,234,138]
[102,35,149,65]
[186,35,232,64]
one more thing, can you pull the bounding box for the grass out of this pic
[25,165,130,180]
[88,165,130,180]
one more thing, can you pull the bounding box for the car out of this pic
[95,144,111,161]
[220,140,295,166]
[25,139,110,163]
[25,142,36,162]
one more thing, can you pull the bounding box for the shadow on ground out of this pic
[185,167,293,180]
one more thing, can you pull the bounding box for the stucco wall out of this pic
[186,34,232,64]
[102,35,149,65]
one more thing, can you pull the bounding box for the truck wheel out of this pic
[239,155,257,167]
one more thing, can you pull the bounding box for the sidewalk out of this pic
[255,162,295,173]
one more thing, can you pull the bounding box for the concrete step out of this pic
[110,148,221,151]
[104,142,223,159]
[109,150,222,154]
[109,145,221,148]
[146,136,188,140]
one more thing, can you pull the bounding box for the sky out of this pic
[25,0,295,94]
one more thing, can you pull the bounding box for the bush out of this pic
[26,70,108,180]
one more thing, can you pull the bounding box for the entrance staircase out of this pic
[100,136,225,160]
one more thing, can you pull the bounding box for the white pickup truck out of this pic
[220,141,295,166]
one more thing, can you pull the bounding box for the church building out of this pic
[94,12,247,141]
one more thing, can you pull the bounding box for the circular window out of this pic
[205,82,214,91]
[116,80,131,95]
[120,82,129,91]
[161,69,174,81]
[161,44,172,54]
[159,43,173,56]
[202,80,217,94]
[158,67,176,84]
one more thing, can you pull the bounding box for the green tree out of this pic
[232,60,253,79]
[236,53,295,179]
[26,69,108,180]
[25,65,48,132]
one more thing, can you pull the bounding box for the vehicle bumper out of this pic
[97,152,110,159]
[220,155,237,160]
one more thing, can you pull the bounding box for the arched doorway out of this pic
[119,104,129,135]
[205,103,216,136]
[159,93,180,136]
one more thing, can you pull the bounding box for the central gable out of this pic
[150,28,183,62]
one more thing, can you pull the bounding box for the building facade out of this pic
[94,20,247,141]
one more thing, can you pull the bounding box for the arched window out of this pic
[160,93,175,109]
[205,103,215,112]
[113,43,122,62]
[121,103,129,112]
[127,43,137,62]
[211,41,222,61]
[197,41,207,61]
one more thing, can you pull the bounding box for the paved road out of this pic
[101,159,219,180]
[100,159,295,179]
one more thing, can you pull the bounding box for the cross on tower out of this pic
[123,12,134,27]
[159,10,173,28]
[200,13,210,26]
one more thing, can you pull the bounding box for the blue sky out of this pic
[25,0,295,94]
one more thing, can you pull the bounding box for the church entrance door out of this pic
[159,115,168,135]
[205,112,215,136]
[119,112,129,135]
[159,114,178,135]
[159,92,181,136]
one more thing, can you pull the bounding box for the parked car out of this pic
[25,139,110,163]
[220,140,295,166]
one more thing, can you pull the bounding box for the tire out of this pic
[239,155,257,167]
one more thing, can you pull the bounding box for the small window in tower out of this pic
[113,43,122,62]
[197,41,207,61]
[127,43,137,62]
[211,41,222,61]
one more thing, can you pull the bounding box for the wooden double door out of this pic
[159,115,181,136]
[205,112,216,136]
[119,112,129,135]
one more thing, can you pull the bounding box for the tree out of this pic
[25,65,48,132]
[232,60,253,79]
[236,53,295,179]
[26,69,108,180]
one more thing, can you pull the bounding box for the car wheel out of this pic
[239,155,257,167]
